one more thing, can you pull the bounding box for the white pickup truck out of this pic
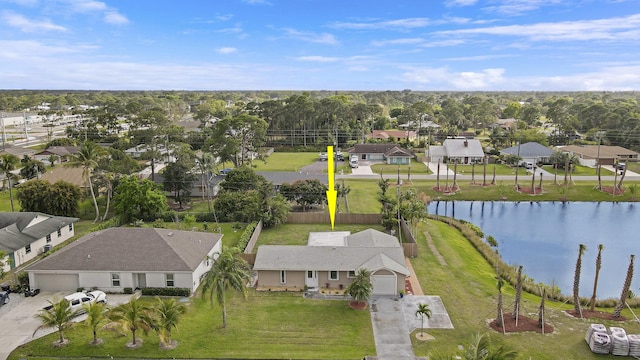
[42,290,107,314]
[349,155,359,168]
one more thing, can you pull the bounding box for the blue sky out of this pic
[1,0,639,90]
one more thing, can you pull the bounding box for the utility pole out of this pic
[596,131,602,190]
[397,166,402,243]
[1,112,6,150]
[515,137,521,190]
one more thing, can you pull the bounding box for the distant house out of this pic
[37,166,87,188]
[34,146,79,163]
[368,130,417,142]
[348,144,414,165]
[27,227,222,293]
[200,171,329,198]
[254,229,410,295]
[559,145,639,167]
[124,144,173,160]
[500,142,554,164]
[0,144,36,159]
[428,138,485,164]
[0,212,78,273]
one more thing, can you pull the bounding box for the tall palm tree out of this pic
[573,244,587,317]
[108,296,156,348]
[0,153,20,211]
[68,141,106,223]
[155,297,187,349]
[589,244,604,312]
[33,298,79,345]
[415,303,432,337]
[513,266,523,322]
[613,254,635,318]
[496,277,504,328]
[345,268,373,308]
[201,246,252,328]
[83,301,108,345]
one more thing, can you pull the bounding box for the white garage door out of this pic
[371,275,396,295]
[34,274,79,291]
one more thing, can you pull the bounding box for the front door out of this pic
[135,273,147,288]
[305,270,318,288]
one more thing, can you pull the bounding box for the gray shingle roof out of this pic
[500,142,554,158]
[28,228,222,272]
[443,139,485,157]
[351,144,402,154]
[345,229,400,247]
[0,213,78,252]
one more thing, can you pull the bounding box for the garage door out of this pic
[371,275,396,295]
[34,274,79,291]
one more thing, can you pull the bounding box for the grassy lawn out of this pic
[0,191,20,212]
[454,164,530,176]
[370,158,431,175]
[410,219,640,359]
[254,223,386,251]
[250,152,319,172]
[10,291,374,359]
[342,179,383,213]
[541,164,601,176]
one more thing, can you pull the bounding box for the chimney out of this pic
[464,140,468,147]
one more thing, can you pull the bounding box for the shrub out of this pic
[237,221,259,252]
[140,287,190,297]
[123,287,133,294]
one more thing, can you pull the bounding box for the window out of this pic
[329,270,339,281]
[68,224,73,232]
[46,234,51,243]
[347,271,356,278]
[25,244,31,254]
[111,273,120,287]
[280,270,286,284]
[165,273,175,287]
[57,229,62,237]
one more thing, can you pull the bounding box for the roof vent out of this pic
[168,232,174,236]
[87,254,91,259]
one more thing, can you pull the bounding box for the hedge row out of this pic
[140,287,190,297]
[238,221,259,252]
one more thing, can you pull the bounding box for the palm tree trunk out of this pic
[420,316,424,336]
[132,328,137,346]
[101,185,111,222]
[436,160,441,190]
[93,329,98,344]
[573,244,586,316]
[513,266,523,320]
[222,296,227,328]
[538,289,546,328]
[613,255,635,318]
[8,179,14,212]
[87,174,100,223]
[497,292,504,327]
[58,329,64,343]
[590,245,603,312]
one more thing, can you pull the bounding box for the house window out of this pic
[347,271,356,278]
[57,229,62,237]
[280,270,286,284]
[111,273,120,287]
[165,273,175,287]
[329,270,339,281]
[46,234,51,243]
[68,224,73,232]
[25,244,31,254]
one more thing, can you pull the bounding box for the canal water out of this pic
[427,201,639,299]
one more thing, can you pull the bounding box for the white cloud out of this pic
[483,0,564,16]
[217,47,237,54]
[4,0,38,6]
[242,0,272,5]
[2,10,67,32]
[436,13,640,42]
[371,38,425,46]
[445,0,478,6]
[282,28,338,45]
[295,56,340,62]
[443,54,513,61]
[402,66,506,89]
[217,24,243,34]
[104,11,129,25]
[63,0,107,13]
[330,18,432,30]
[0,40,97,58]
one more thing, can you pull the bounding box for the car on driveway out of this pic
[43,290,107,314]
[319,152,328,161]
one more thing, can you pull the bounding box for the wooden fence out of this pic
[287,213,382,224]
[400,219,418,258]
[243,220,263,254]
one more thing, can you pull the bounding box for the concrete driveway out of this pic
[0,291,132,360]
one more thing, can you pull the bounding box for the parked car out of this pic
[336,152,344,161]
[219,168,233,175]
[349,155,359,168]
[42,290,107,313]
[319,152,328,161]
[0,291,9,307]
[616,163,626,171]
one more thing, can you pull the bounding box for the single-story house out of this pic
[37,166,87,188]
[500,142,554,165]
[559,145,639,167]
[428,138,485,164]
[0,212,78,272]
[27,227,222,293]
[124,144,173,159]
[348,144,414,165]
[253,229,410,296]
[0,144,36,159]
[368,130,417,142]
[398,120,440,131]
[34,146,79,163]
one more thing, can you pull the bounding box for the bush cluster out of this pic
[237,221,259,252]
[140,287,190,297]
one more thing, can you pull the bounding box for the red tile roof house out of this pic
[348,144,415,165]
[27,227,222,293]
[253,229,410,296]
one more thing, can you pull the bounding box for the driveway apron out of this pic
[370,297,415,359]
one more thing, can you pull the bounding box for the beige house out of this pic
[253,229,410,296]
[559,145,639,167]
[27,228,222,293]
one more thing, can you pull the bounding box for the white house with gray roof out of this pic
[428,138,485,164]
[253,229,410,295]
[27,227,222,293]
[0,212,78,273]
[500,142,554,165]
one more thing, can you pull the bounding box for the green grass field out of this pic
[370,158,431,175]
[250,152,319,172]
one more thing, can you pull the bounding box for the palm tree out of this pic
[495,277,505,328]
[108,296,156,348]
[83,301,108,345]
[573,244,587,317]
[33,298,79,345]
[201,246,252,328]
[538,288,546,329]
[155,297,187,349]
[345,268,373,308]
[513,265,523,322]
[613,254,635,318]
[415,303,432,337]
[95,171,115,222]
[0,153,19,211]
[463,333,518,360]
[589,244,604,312]
[67,141,106,223]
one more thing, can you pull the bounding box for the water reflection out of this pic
[427,201,639,299]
